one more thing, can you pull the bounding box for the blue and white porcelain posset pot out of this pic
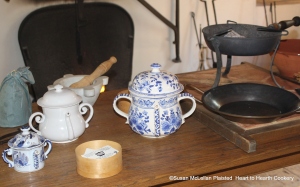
[2,126,52,173]
[113,63,196,137]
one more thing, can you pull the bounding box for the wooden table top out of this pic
[1,63,300,187]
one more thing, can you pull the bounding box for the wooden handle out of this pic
[70,56,117,88]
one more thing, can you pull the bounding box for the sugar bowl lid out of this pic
[129,63,183,96]
[8,126,46,148]
[37,84,82,108]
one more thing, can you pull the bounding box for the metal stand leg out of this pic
[223,55,232,76]
[210,38,222,88]
[270,41,282,88]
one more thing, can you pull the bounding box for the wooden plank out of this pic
[182,102,257,153]
[177,62,299,90]
[182,99,300,153]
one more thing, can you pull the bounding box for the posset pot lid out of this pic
[37,84,82,108]
[8,126,46,149]
[129,63,183,96]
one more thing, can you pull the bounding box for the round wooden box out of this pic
[75,140,122,178]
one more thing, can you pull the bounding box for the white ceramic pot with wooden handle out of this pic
[54,75,108,105]
[53,56,116,105]
[69,56,116,88]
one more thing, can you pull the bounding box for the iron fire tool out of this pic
[198,24,207,70]
[212,0,217,25]
[263,0,268,26]
[200,0,218,68]
[274,2,277,23]
[191,12,205,71]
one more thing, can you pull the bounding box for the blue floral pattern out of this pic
[33,150,39,169]
[129,107,152,135]
[128,105,182,137]
[132,97,155,109]
[154,108,160,137]
[8,126,42,148]
[129,63,182,96]
[158,96,177,109]
[13,151,29,167]
[161,107,182,135]
[133,72,163,93]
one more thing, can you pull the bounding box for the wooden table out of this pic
[1,63,300,187]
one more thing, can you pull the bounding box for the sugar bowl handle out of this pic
[178,93,196,123]
[2,148,14,167]
[28,112,45,135]
[79,103,94,128]
[113,93,132,123]
[43,139,52,159]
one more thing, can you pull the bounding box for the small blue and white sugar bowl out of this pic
[113,63,196,137]
[2,126,52,173]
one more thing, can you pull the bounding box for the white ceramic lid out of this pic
[8,126,45,148]
[129,63,183,96]
[37,84,82,108]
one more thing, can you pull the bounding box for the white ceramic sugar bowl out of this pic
[113,63,196,137]
[29,84,94,143]
[2,126,52,173]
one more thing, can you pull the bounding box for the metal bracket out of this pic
[270,41,282,88]
[137,0,181,62]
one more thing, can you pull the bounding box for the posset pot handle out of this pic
[113,93,132,123]
[178,93,196,123]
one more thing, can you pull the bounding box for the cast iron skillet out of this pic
[202,21,286,56]
[202,21,288,87]
[187,83,300,124]
[202,17,299,56]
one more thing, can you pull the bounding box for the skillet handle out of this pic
[257,27,289,36]
[281,30,289,36]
